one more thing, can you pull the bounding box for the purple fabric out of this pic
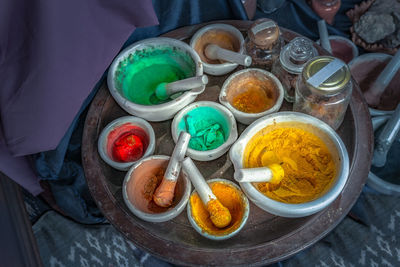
[0,0,158,194]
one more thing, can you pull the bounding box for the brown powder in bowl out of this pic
[351,58,400,110]
[125,158,184,214]
[194,29,240,64]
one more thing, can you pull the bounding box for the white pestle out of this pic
[317,20,332,54]
[234,167,273,182]
[372,104,400,167]
[369,108,395,117]
[182,157,232,228]
[204,44,252,67]
[182,157,216,204]
[364,50,400,107]
[153,132,191,207]
[234,164,284,183]
[372,115,392,131]
[155,75,208,101]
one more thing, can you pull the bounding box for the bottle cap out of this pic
[248,18,280,49]
[280,37,317,74]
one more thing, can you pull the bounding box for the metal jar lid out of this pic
[302,56,351,93]
[248,18,280,48]
[280,37,317,74]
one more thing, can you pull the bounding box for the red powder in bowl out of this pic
[330,39,354,64]
[106,123,149,162]
[351,58,400,110]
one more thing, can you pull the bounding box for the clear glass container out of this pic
[293,56,352,130]
[271,37,317,102]
[245,18,283,71]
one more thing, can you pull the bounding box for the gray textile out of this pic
[32,191,400,267]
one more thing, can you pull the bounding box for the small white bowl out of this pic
[190,24,245,76]
[122,155,191,222]
[98,116,155,171]
[229,112,350,218]
[317,35,359,63]
[171,101,238,161]
[107,37,204,122]
[186,178,249,240]
[219,68,284,125]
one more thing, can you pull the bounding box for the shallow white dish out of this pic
[171,101,238,161]
[97,116,155,171]
[229,112,350,218]
[107,37,204,122]
[219,68,284,125]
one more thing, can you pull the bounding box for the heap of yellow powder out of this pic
[189,182,244,236]
[243,125,336,203]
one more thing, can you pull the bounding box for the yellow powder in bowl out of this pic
[189,181,245,236]
[243,125,336,203]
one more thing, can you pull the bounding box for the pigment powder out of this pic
[194,29,240,64]
[243,123,335,203]
[107,123,149,162]
[228,73,278,113]
[351,58,400,111]
[330,39,354,64]
[115,47,196,105]
[125,158,184,213]
[189,181,244,236]
[178,106,229,151]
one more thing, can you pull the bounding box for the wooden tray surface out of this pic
[82,20,373,266]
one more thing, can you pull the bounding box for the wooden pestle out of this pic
[233,164,284,183]
[153,132,191,207]
[182,157,232,228]
[204,44,252,67]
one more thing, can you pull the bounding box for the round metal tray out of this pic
[82,20,373,266]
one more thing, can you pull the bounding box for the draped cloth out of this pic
[0,0,158,195]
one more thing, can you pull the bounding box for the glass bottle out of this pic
[271,37,318,102]
[245,18,283,71]
[311,0,341,25]
[293,56,352,130]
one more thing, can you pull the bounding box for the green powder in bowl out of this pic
[114,47,196,105]
[177,106,230,151]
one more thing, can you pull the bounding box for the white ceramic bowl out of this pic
[171,101,238,161]
[107,37,204,122]
[190,24,245,76]
[98,116,155,171]
[219,68,284,125]
[122,155,191,222]
[317,35,359,63]
[229,112,350,218]
[186,178,249,240]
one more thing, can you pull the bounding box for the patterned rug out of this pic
[28,188,400,267]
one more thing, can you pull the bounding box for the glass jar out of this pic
[271,37,318,102]
[293,56,352,130]
[245,18,283,71]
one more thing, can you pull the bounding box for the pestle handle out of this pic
[182,157,216,204]
[364,50,400,106]
[164,132,191,181]
[165,75,208,93]
[234,167,273,182]
[372,104,400,167]
[317,20,332,54]
[204,44,252,67]
[152,132,191,207]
